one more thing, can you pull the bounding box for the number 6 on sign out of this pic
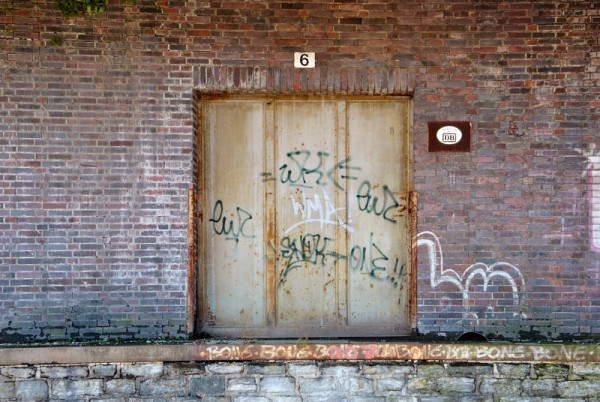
[294,52,316,68]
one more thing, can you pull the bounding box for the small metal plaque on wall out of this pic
[428,121,471,152]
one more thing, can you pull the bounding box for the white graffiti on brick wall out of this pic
[577,143,600,251]
[417,231,525,323]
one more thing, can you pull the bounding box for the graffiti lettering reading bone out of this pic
[198,343,594,363]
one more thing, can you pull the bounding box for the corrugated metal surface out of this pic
[199,96,411,337]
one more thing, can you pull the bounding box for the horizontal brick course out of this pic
[193,65,414,95]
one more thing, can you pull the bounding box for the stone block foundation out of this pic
[1,342,600,401]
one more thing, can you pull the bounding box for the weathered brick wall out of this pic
[1,0,599,341]
[2,360,600,401]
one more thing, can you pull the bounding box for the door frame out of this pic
[190,94,417,338]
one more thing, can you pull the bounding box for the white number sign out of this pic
[294,52,316,68]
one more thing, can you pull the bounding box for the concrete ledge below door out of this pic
[2,342,600,366]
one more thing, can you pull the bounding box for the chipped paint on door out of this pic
[198,96,412,337]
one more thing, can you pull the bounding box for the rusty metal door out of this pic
[198,96,411,338]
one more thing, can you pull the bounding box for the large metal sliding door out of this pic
[198,96,412,338]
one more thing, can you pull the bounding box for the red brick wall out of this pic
[0,0,598,341]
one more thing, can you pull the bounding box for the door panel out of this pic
[347,101,410,328]
[275,100,340,328]
[204,101,266,328]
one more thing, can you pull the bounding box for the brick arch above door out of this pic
[193,66,415,96]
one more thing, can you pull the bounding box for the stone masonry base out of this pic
[2,360,600,401]
[2,342,600,401]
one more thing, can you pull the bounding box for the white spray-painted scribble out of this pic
[417,231,526,324]
[286,188,353,234]
[577,143,600,251]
